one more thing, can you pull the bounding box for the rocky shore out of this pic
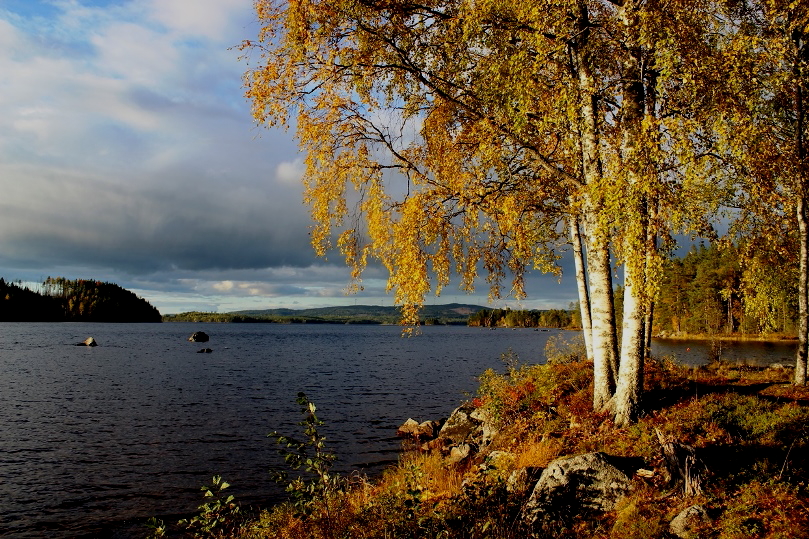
[397,401,711,538]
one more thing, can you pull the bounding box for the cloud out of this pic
[275,158,306,185]
[0,1,581,314]
[211,280,308,296]
[145,0,247,41]
[0,1,311,275]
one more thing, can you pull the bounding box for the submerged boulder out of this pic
[196,348,213,353]
[188,331,209,343]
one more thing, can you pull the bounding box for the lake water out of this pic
[0,323,797,538]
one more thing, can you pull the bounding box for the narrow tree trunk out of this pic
[796,195,808,384]
[643,206,658,359]
[574,7,618,409]
[614,260,645,425]
[570,213,594,362]
[644,301,655,359]
[795,35,808,385]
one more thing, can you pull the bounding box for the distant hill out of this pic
[234,303,484,320]
[164,303,488,325]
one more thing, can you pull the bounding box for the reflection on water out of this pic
[652,338,797,367]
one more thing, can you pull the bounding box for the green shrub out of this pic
[269,393,343,523]
[178,476,242,538]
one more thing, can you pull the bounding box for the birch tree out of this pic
[242,0,728,423]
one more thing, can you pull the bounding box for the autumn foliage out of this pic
[242,0,809,419]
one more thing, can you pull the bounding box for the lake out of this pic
[0,323,796,538]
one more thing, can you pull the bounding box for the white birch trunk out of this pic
[583,208,618,410]
[570,214,594,362]
[614,261,645,425]
[578,72,617,409]
[796,194,808,384]
[612,0,647,425]
[795,42,808,385]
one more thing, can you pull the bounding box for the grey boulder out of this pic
[669,505,710,539]
[522,452,632,531]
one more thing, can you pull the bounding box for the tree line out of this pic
[655,243,797,336]
[468,308,578,329]
[0,277,161,322]
[242,0,809,425]
[469,238,801,335]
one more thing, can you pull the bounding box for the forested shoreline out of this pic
[0,277,161,322]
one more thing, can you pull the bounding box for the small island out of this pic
[0,277,161,322]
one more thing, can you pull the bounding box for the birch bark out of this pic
[796,196,808,384]
[570,214,594,362]
[612,0,647,425]
[573,1,617,409]
[795,31,808,384]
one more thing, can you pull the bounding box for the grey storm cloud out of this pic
[0,165,317,274]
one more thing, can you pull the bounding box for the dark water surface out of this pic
[0,323,558,538]
[0,323,796,538]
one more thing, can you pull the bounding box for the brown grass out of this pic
[514,437,565,469]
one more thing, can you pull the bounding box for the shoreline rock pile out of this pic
[397,402,710,537]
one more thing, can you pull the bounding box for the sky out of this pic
[0,0,579,315]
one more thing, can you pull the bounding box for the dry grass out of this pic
[514,437,565,469]
[377,450,466,503]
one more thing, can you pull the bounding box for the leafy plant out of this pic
[269,392,342,527]
[544,334,588,365]
[144,516,166,539]
[177,475,241,538]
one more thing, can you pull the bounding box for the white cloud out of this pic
[90,21,179,85]
[275,158,306,185]
[146,0,250,41]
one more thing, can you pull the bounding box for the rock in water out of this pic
[396,418,440,440]
[76,337,98,346]
[188,331,209,343]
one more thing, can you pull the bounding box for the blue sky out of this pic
[0,0,578,314]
